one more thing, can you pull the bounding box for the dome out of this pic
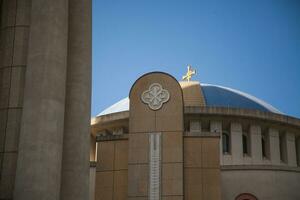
[97,83,281,116]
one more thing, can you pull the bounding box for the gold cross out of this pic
[182,65,196,82]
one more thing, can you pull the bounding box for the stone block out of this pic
[190,120,201,133]
[13,27,29,66]
[162,132,182,163]
[128,133,148,164]
[162,163,183,196]
[0,152,17,199]
[184,168,203,200]
[0,28,14,67]
[210,121,222,134]
[162,196,183,200]
[128,164,148,197]
[0,68,11,108]
[202,168,221,200]
[114,170,128,200]
[96,141,114,171]
[95,171,113,200]
[202,138,220,168]
[1,0,17,28]
[9,67,26,107]
[16,0,31,26]
[115,140,128,170]
[0,109,8,152]
[184,138,202,168]
[4,108,21,151]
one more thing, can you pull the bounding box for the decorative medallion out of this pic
[141,83,170,110]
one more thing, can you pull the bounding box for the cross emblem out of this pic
[141,83,170,110]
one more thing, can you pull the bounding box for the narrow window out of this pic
[222,132,230,154]
[296,137,300,166]
[262,134,266,158]
[279,133,287,163]
[242,133,249,155]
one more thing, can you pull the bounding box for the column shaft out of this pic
[60,0,92,199]
[14,0,68,199]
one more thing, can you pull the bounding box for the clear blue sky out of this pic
[92,0,300,118]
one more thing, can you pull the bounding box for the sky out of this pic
[92,0,300,118]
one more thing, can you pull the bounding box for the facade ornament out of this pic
[141,83,170,110]
[182,65,196,81]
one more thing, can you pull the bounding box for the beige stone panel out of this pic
[95,171,113,200]
[0,153,17,199]
[12,27,30,66]
[114,170,128,200]
[128,164,148,197]
[1,0,17,28]
[115,140,128,170]
[202,169,221,200]
[0,28,14,67]
[162,163,183,196]
[97,141,115,171]
[179,81,206,106]
[162,132,183,163]
[16,0,31,26]
[4,108,21,151]
[184,138,202,168]
[162,196,183,200]
[8,67,25,107]
[202,138,220,168]
[155,114,183,132]
[128,197,147,200]
[184,168,203,200]
[0,109,8,151]
[128,133,148,164]
[130,115,156,133]
[0,68,11,109]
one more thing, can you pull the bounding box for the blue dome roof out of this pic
[97,83,281,116]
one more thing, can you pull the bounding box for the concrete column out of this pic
[250,125,262,164]
[268,128,280,165]
[210,121,222,164]
[0,0,30,199]
[230,123,243,165]
[60,0,92,200]
[285,132,297,167]
[14,0,68,199]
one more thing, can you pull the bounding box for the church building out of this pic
[90,69,300,200]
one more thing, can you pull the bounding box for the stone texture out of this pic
[162,132,183,163]
[162,163,183,196]
[97,141,115,171]
[13,0,69,199]
[128,164,148,197]
[114,140,128,170]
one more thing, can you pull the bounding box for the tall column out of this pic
[14,0,68,199]
[0,0,30,199]
[250,125,262,164]
[230,122,243,165]
[285,132,297,167]
[60,0,92,199]
[268,128,280,165]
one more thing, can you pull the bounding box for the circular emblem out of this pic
[141,83,170,110]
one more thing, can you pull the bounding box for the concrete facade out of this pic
[0,0,92,199]
[91,72,300,200]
